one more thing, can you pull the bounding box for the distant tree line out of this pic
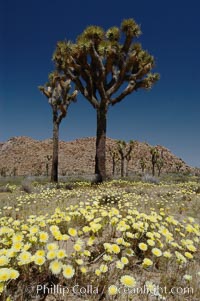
[0,145,193,178]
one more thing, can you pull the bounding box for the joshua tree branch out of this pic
[89,45,107,100]
[110,82,136,105]
[67,67,99,108]
[122,35,133,54]
[105,66,119,90]
[38,86,52,99]
[106,52,137,97]
[90,43,105,81]
[107,61,127,96]
[57,104,67,124]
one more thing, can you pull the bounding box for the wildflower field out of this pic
[0,179,200,301]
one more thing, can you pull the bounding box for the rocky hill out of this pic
[0,136,192,177]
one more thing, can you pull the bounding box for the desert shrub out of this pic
[91,174,103,185]
[0,185,12,193]
[99,193,121,205]
[64,183,74,190]
[21,180,33,193]
[142,174,159,184]
[195,186,200,194]
[161,172,200,184]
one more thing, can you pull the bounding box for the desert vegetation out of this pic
[0,179,200,300]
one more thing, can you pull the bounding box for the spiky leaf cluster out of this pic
[39,72,78,124]
[150,147,160,165]
[106,27,120,41]
[121,18,142,37]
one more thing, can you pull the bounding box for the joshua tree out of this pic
[175,160,183,173]
[53,19,159,182]
[140,158,146,173]
[125,143,135,177]
[150,147,159,176]
[0,167,7,177]
[12,166,17,177]
[156,149,164,176]
[117,140,134,178]
[156,158,164,176]
[39,72,78,182]
[34,162,43,177]
[108,145,119,177]
[45,155,52,177]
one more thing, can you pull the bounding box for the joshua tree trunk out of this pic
[46,163,49,177]
[151,147,159,177]
[152,162,156,177]
[126,160,130,177]
[121,157,125,178]
[152,163,155,177]
[95,106,107,182]
[51,110,60,182]
[108,146,119,178]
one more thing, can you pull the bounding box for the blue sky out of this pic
[1,0,200,167]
